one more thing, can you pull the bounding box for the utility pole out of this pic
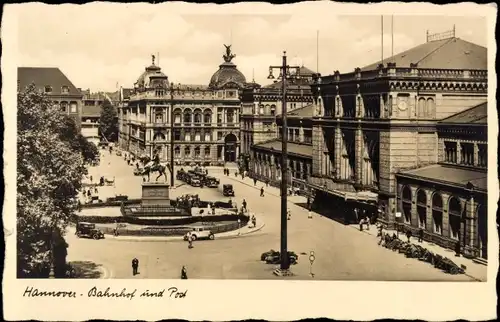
[268,51,301,276]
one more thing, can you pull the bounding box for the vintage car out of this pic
[186,173,201,187]
[203,176,219,188]
[260,250,298,265]
[183,227,215,241]
[176,169,187,181]
[222,184,235,197]
[75,222,104,240]
[133,168,144,176]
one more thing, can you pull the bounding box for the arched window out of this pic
[155,107,163,123]
[194,146,201,158]
[402,186,412,224]
[194,109,202,124]
[426,98,435,119]
[448,197,461,240]
[203,110,212,124]
[173,109,182,124]
[153,132,166,141]
[259,104,264,115]
[70,101,78,113]
[204,146,211,157]
[416,190,427,229]
[183,109,192,124]
[184,146,191,157]
[174,146,181,157]
[432,193,443,235]
[418,98,426,118]
[270,105,276,116]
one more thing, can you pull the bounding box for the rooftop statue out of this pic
[223,44,236,63]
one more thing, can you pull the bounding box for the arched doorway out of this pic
[432,193,443,235]
[477,204,487,259]
[448,197,461,241]
[416,189,427,229]
[401,186,412,225]
[224,133,237,162]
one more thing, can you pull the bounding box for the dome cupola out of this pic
[209,45,247,89]
[134,54,169,92]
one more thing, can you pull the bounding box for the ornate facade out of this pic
[118,46,250,165]
[240,66,315,170]
[251,104,313,191]
[307,34,488,257]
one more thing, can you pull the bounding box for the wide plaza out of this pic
[66,150,484,281]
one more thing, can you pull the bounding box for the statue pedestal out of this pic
[141,183,170,206]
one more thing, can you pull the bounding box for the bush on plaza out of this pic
[99,98,118,142]
[74,213,249,226]
[17,84,92,278]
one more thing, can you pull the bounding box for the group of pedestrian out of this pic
[223,168,231,176]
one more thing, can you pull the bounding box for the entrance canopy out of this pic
[307,176,378,203]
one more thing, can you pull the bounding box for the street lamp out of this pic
[169,83,176,187]
[268,51,301,275]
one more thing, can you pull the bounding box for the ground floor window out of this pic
[416,190,427,229]
[432,193,443,235]
[204,146,211,157]
[401,186,412,225]
[448,197,461,241]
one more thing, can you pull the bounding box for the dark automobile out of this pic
[176,169,187,181]
[261,250,298,265]
[75,222,104,240]
[203,176,219,188]
[222,184,234,197]
[186,173,201,187]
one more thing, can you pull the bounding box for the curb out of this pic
[346,224,484,282]
[216,222,266,240]
[225,176,282,198]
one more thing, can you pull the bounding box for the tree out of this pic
[17,84,97,278]
[99,99,118,142]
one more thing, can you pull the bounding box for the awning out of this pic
[307,176,378,203]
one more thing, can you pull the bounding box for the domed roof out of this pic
[135,55,169,90]
[208,45,247,89]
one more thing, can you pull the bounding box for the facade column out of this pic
[354,127,363,185]
[473,143,479,166]
[334,127,341,179]
[456,142,462,164]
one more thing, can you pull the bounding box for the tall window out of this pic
[174,110,182,124]
[174,146,181,157]
[217,113,223,125]
[155,108,163,123]
[478,144,487,167]
[416,190,427,229]
[204,132,211,142]
[194,146,201,158]
[426,98,435,119]
[173,130,181,141]
[444,141,457,163]
[184,146,191,158]
[70,102,77,113]
[217,132,223,141]
[194,110,202,124]
[194,131,201,142]
[227,110,234,124]
[401,186,412,224]
[432,193,443,235]
[304,129,312,144]
[183,109,192,124]
[184,131,191,142]
[44,86,52,93]
[448,197,461,241]
[204,146,211,157]
[418,97,427,118]
[270,105,276,116]
[204,111,212,124]
[460,143,474,166]
[60,102,68,112]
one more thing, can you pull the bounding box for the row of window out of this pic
[45,85,70,94]
[444,141,487,167]
[277,127,312,144]
[55,101,78,113]
[171,130,226,142]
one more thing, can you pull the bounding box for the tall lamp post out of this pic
[169,83,176,186]
[268,51,301,275]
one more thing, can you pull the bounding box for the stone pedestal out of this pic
[141,183,170,206]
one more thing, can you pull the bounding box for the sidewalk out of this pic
[350,224,487,281]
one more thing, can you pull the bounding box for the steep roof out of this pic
[18,67,81,96]
[439,101,487,124]
[361,37,487,71]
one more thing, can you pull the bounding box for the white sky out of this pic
[16,3,488,92]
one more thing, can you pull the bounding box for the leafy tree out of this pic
[99,98,118,142]
[17,84,97,278]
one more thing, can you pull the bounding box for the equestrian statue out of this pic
[141,148,172,184]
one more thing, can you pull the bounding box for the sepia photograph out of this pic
[2,1,498,321]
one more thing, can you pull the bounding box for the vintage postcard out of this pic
[2,1,498,321]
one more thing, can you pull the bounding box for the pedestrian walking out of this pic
[253,178,257,186]
[418,228,424,243]
[181,266,188,279]
[365,216,370,230]
[260,187,264,197]
[90,175,93,183]
[87,190,91,197]
[454,240,461,257]
[132,258,139,276]
[359,219,363,231]
[251,215,256,228]
[187,232,194,249]
[308,210,313,219]
[242,199,247,210]
[306,197,311,209]
[94,187,98,194]
[406,229,412,243]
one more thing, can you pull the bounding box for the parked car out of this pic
[176,169,187,181]
[222,184,235,196]
[75,222,104,240]
[203,176,220,188]
[183,227,215,241]
[260,249,298,265]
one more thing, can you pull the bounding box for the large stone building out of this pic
[306,32,487,259]
[395,102,487,260]
[118,46,250,165]
[240,66,315,169]
[17,67,83,128]
[251,103,313,190]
